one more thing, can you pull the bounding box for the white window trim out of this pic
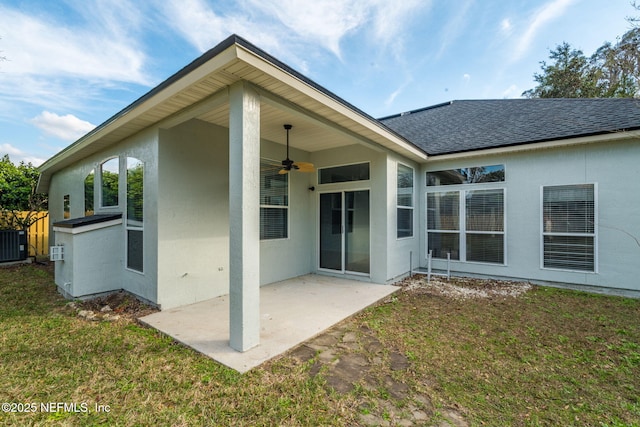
[316,186,371,277]
[397,162,414,240]
[539,183,598,273]
[426,186,507,265]
[260,158,290,241]
[99,157,120,210]
[317,161,371,186]
[125,157,144,274]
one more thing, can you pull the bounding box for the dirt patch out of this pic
[401,275,532,300]
[70,290,158,321]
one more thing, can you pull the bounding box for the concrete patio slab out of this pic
[139,274,398,373]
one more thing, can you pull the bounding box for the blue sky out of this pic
[0,0,636,166]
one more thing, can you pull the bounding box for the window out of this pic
[318,162,370,184]
[397,163,414,238]
[542,184,596,272]
[84,169,94,216]
[427,192,460,259]
[427,164,505,186]
[466,189,504,263]
[63,195,70,219]
[100,158,119,207]
[260,159,288,240]
[427,189,505,264]
[126,158,143,272]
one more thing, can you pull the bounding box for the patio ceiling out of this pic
[38,35,427,192]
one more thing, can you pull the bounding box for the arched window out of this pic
[100,158,119,207]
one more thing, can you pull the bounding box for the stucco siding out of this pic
[48,129,159,303]
[386,155,421,282]
[157,120,230,309]
[259,139,314,285]
[423,138,640,293]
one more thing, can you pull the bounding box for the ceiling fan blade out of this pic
[278,168,289,175]
[294,161,315,172]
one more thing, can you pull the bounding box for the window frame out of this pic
[540,183,598,273]
[84,169,95,216]
[125,157,144,274]
[99,157,120,209]
[260,158,289,241]
[317,161,371,185]
[396,162,414,239]
[63,194,70,219]
[426,186,507,265]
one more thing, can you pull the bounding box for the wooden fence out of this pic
[0,211,49,257]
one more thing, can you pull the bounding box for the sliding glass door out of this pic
[319,190,370,274]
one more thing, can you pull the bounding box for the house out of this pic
[37,35,640,353]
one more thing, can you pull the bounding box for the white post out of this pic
[228,81,261,352]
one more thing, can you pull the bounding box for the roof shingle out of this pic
[379,98,640,155]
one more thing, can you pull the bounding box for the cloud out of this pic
[501,18,512,34]
[0,4,148,84]
[501,84,520,98]
[0,143,46,166]
[512,0,577,61]
[30,112,96,142]
[162,0,426,61]
[463,73,471,82]
[159,0,282,55]
[253,2,354,57]
[434,0,474,59]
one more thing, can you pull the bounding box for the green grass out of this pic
[369,286,640,426]
[0,264,639,426]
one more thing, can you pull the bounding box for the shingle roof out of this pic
[378,98,640,155]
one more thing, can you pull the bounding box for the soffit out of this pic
[38,41,426,191]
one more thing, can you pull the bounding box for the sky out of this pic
[0,0,636,166]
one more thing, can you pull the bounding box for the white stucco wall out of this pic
[48,128,159,304]
[156,120,230,309]
[54,223,123,297]
[385,156,421,282]
[422,138,640,294]
[259,139,314,285]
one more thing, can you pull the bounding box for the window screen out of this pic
[542,184,595,272]
[427,189,505,264]
[260,159,288,239]
[397,164,414,238]
[465,189,504,263]
[126,158,143,272]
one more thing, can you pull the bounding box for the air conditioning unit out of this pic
[50,245,64,262]
[0,229,27,262]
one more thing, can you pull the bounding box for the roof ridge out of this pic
[378,101,453,120]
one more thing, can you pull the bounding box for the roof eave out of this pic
[37,34,427,193]
[425,128,640,161]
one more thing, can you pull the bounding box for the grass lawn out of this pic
[0,263,638,426]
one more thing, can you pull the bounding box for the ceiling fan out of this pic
[279,124,314,175]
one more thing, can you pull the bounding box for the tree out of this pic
[523,3,640,99]
[0,155,48,230]
[590,28,640,97]
[522,42,600,98]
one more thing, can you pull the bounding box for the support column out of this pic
[228,81,261,352]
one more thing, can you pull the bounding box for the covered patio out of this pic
[140,274,398,373]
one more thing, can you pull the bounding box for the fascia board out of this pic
[235,47,428,162]
[37,45,241,188]
[427,129,640,162]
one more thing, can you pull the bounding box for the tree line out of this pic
[523,3,639,98]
